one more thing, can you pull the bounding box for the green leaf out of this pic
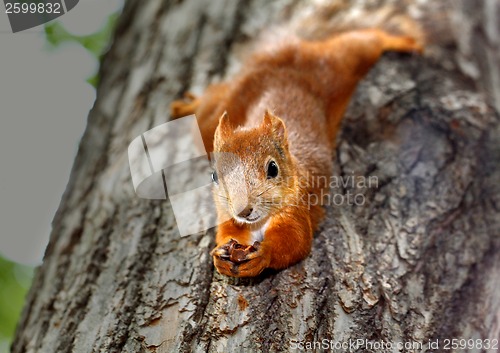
[0,257,34,342]
[44,12,119,58]
[44,10,120,89]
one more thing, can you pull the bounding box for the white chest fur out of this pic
[250,219,271,244]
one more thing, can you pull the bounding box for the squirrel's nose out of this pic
[237,207,253,219]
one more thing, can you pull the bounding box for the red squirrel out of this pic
[171,28,422,277]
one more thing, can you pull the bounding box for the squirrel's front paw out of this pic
[232,241,270,277]
[210,239,238,276]
[211,240,269,277]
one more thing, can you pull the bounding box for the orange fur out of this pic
[171,28,422,277]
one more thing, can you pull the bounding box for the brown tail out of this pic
[305,28,423,139]
[293,2,426,47]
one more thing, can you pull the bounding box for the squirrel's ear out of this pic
[215,111,232,143]
[263,110,287,142]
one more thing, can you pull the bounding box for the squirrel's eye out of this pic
[211,171,219,184]
[266,161,279,179]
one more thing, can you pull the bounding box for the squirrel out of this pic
[170,27,423,278]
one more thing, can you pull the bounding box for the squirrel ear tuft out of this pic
[215,111,232,143]
[263,110,287,142]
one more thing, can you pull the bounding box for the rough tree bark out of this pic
[12,0,499,352]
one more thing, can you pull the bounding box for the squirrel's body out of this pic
[171,29,422,277]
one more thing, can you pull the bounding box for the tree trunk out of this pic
[12,0,500,352]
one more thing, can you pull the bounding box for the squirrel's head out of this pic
[211,110,298,225]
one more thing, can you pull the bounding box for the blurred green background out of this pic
[0,4,121,352]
